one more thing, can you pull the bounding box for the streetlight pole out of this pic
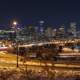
[12,21,19,67]
[16,39,19,67]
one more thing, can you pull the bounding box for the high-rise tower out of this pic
[68,22,77,38]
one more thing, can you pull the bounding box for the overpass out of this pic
[18,38,80,47]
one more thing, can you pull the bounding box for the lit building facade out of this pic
[68,22,77,38]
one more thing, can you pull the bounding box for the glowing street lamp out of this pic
[12,21,18,28]
[13,21,18,25]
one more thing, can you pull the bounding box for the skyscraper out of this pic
[45,27,53,38]
[56,25,65,38]
[68,22,77,38]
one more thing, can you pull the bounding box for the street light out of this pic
[12,21,19,67]
[12,21,18,29]
[13,21,18,25]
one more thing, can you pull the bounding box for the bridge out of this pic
[18,38,80,48]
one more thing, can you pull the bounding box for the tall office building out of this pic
[59,25,65,34]
[52,29,57,37]
[45,27,53,38]
[39,20,45,35]
[57,25,65,38]
[68,22,77,37]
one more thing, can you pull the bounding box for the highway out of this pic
[0,51,80,72]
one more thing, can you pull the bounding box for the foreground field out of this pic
[0,68,80,80]
[0,51,80,80]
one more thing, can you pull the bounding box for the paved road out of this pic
[0,52,80,71]
[0,58,80,70]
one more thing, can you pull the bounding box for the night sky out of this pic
[0,0,80,29]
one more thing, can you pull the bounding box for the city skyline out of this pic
[0,20,80,31]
